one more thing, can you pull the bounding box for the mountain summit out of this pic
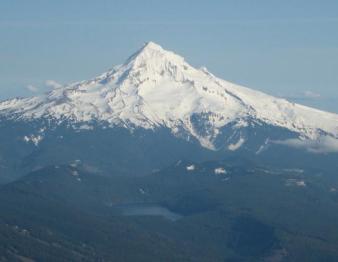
[1,42,338,151]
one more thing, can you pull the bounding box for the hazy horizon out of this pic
[1,0,337,113]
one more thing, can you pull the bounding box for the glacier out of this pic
[0,41,337,151]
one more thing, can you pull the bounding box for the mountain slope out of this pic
[0,42,337,151]
[1,160,338,261]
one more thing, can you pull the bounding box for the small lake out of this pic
[112,203,182,221]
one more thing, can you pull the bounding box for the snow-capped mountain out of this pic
[1,42,338,151]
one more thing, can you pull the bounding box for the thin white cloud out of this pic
[273,136,338,154]
[45,80,62,89]
[24,80,62,94]
[303,90,321,99]
[26,84,39,93]
[279,90,322,101]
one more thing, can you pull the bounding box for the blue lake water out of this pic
[113,204,182,221]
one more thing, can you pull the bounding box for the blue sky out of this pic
[1,0,338,113]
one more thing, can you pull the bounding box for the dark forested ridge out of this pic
[0,160,338,261]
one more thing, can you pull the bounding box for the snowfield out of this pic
[0,42,338,151]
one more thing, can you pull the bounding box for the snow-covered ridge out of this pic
[1,41,338,150]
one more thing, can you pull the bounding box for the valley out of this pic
[0,159,338,261]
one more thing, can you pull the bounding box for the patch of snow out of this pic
[78,124,94,130]
[234,119,248,128]
[285,179,306,187]
[70,160,81,167]
[214,167,227,175]
[23,135,43,146]
[186,165,195,171]
[295,180,306,187]
[256,138,270,155]
[228,137,245,151]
